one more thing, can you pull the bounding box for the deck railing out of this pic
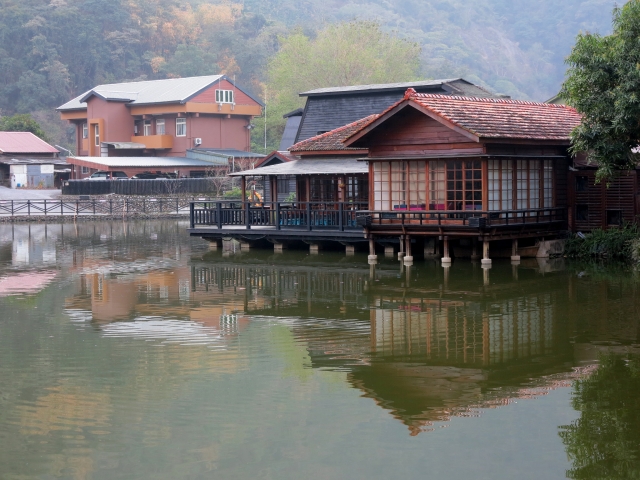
[190,202,567,232]
[357,207,567,229]
[190,201,369,231]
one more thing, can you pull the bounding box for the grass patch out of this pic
[565,224,640,260]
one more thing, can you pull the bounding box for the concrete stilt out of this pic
[511,239,520,262]
[441,236,452,265]
[403,235,413,264]
[443,265,450,288]
[398,235,405,260]
[274,243,285,253]
[482,264,490,286]
[481,240,492,266]
[345,245,355,256]
[240,242,251,251]
[309,244,319,254]
[384,246,395,257]
[208,240,220,250]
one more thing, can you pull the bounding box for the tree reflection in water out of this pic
[560,354,640,479]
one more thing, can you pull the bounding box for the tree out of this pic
[262,21,422,151]
[559,354,640,479]
[0,113,48,141]
[561,2,640,183]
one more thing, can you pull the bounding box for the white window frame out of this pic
[94,125,100,146]
[156,118,165,135]
[143,120,152,136]
[176,117,186,137]
[215,89,234,104]
[81,166,89,174]
[82,123,88,139]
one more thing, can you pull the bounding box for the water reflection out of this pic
[2,221,640,479]
[560,353,640,479]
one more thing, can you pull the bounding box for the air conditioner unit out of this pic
[194,138,202,146]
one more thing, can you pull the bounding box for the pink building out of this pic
[57,75,263,178]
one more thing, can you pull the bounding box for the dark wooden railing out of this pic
[357,207,567,229]
[190,201,369,231]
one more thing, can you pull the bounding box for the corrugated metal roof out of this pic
[300,78,478,96]
[0,132,59,154]
[58,75,224,111]
[230,158,368,176]
[70,156,222,168]
[193,148,265,158]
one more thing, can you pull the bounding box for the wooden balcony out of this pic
[131,135,173,149]
[188,202,568,243]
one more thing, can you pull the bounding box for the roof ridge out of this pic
[410,91,577,110]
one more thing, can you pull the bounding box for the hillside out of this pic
[0,0,618,149]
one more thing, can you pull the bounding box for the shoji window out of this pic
[516,160,529,209]
[373,162,390,210]
[390,162,406,209]
[429,161,445,210]
[529,160,540,209]
[543,160,553,207]
[408,161,426,209]
[488,160,513,211]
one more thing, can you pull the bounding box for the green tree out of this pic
[561,2,640,182]
[0,113,48,141]
[559,354,640,479]
[261,21,421,151]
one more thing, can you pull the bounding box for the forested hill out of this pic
[0,0,617,148]
[248,0,617,101]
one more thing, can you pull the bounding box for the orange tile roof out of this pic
[355,89,582,142]
[289,114,378,152]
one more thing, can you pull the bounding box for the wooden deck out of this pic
[188,201,568,244]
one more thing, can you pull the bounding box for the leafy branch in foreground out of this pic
[561,1,640,183]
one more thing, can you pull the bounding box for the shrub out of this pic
[565,224,639,260]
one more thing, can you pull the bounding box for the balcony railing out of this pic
[357,207,567,229]
[190,201,368,232]
[190,202,567,233]
[131,135,173,149]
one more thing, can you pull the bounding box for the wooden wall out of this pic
[569,169,638,231]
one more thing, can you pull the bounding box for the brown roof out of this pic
[354,89,582,142]
[0,132,59,154]
[289,114,378,152]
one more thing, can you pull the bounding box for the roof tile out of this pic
[290,114,378,152]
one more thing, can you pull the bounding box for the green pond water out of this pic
[1,220,640,479]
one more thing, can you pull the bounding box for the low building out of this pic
[0,132,63,188]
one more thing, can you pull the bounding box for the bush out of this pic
[222,187,243,199]
[565,224,640,260]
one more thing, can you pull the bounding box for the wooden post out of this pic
[481,239,492,266]
[511,239,520,262]
[442,236,451,265]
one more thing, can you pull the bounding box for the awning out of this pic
[229,158,368,176]
[103,142,146,149]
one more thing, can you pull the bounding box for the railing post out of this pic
[245,202,251,229]
[307,202,312,231]
[176,198,179,214]
[61,200,63,216]
[93,199,96,215]
[27,200,30,216]
[11,200,14,216]
[143,198,146,214]
[44,200,47,216]
[217,202,222,229]
[190,202,194,227]
[339,202,344,231]
[109,199,113,215]
[276,202,281,230]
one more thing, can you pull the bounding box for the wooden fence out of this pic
[0,198,216,217]
[62,178,215,196]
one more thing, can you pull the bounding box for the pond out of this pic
[0,220,639,479]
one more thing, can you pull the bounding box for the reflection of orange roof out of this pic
[0,270,57,296]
